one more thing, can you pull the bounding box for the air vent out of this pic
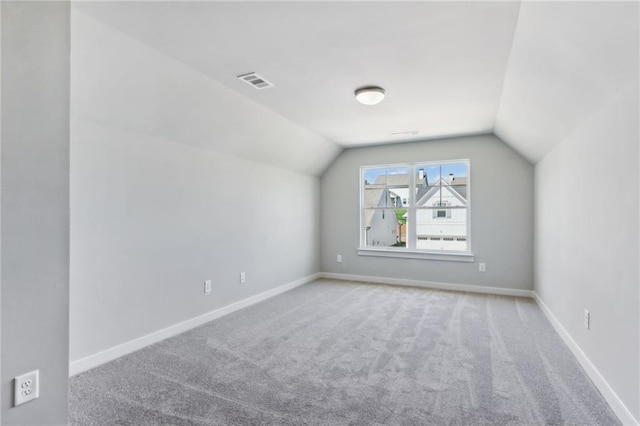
[391,130,420,136]
[237,72,274,89]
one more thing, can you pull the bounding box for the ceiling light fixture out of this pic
[355,86,386,105]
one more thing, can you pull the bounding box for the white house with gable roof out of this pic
[415,176,468,251]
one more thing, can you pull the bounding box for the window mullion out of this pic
[407,166,416,250]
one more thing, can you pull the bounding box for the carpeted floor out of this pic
[69,279,620,425]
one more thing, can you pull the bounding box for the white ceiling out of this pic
[495,1,639,162]
[75,1,639,164]
[71,9,342,176]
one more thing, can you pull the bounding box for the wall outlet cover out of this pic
[204,280,212,295]
[14,370,39,407]
[584,309,590,330]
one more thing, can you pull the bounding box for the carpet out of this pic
[69,279,620,425]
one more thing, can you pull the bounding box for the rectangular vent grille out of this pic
[391,130,420,136]
[237,72,274,89]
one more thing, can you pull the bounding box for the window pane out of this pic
[363,167,409,208]
[364,208,406,248]
[441,163,468,183]
[384,168,410,187]
[416,163,468,187]
[395,208,408,246]
[416,207,467,251]
[363,167,387,187]
[415,163,468,209]
[364,184,387,209]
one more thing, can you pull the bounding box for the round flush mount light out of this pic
[355,86,386,105]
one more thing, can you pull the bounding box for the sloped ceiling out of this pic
[72,9,342,176]
[495,1,639,163]
[74,1,639,166]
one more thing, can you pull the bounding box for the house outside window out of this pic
[359,160,472,260]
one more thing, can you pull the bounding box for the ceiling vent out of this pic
[237,72,274,90]
[392,131,420,136]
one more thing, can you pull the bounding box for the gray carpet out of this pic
[69,279,620,425]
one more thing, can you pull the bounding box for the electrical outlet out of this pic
[337,254,342,263]
[240,272,246,283]
[14,370,39,406]
[479,262,486,272]
[584,309,590,330]
[204,280,212,295]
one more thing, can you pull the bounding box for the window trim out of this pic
[359,159,472,261]
[357,248,475,262]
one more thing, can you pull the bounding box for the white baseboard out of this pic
[319,272,533,298]
[534,292,639,426]
[69,273,319,377]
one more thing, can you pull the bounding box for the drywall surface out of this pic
[70,8,320,362]
[71,8,340,177]
[320,134,534,290]
[70,120,320,361]
[1,1,70,424]
[71,1,520,148]
[535,86,640,421]
[496,1,638,163]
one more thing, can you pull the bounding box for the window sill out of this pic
[357,248,475,262]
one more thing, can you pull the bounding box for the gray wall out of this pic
[535,86,639,420]
[70,121,320,361]
[70,7,322,363]
[320,134,534,290]
[1,2,70,424]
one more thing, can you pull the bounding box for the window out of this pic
[359,160,472,261]
[434,201,449,219]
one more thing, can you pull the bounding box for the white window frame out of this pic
[358,159,474,262]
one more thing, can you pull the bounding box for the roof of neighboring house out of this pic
[364,188,384,227]
[364,187,385,208]
[363,187,402,226]
[448,177,467,201]
[370,174,467,202]
[373,174,413,186]
[417,177,467,205]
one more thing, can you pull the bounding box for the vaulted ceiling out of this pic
[74,1,638,167]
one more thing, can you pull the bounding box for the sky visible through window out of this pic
[364,163,468,185]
